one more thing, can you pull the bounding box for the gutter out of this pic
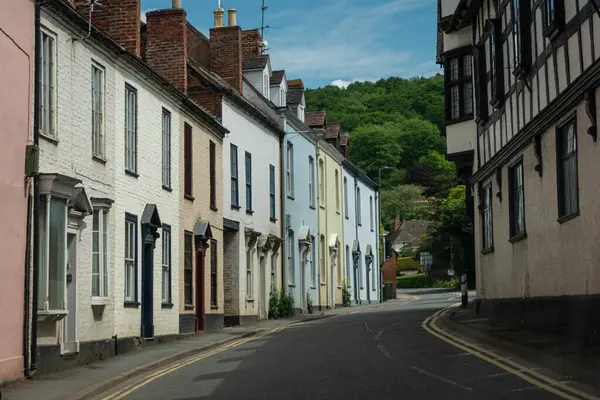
[28,0,42,377]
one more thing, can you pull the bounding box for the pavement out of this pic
[0,303,382,400]
[6,292,600,400]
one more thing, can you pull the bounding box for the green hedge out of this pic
[396,273,431,288]
[396,257,422,271]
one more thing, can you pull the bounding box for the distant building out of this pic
[386,219,430,253]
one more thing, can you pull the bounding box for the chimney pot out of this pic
[228,8,237,27]
[214,8,224,28]
[172,0,181,8]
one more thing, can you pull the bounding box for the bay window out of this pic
[38,196,68,312]
[444,47,473,123]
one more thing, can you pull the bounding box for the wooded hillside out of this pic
[306,75,472,275]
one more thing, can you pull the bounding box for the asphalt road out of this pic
[98,292,575,400]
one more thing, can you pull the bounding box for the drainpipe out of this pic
[279,130,285,292]
[29,0,42,377]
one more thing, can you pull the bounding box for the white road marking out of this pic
[411,366,473,391]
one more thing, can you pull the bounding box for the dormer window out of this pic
[280,88,286,107]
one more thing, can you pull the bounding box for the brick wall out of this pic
[187,24,210,68]
[83,0,141,57]
[209,26,243,93]
[223,230,240,316]
[145,9,188,93]
[382,251,398,299]
[241,29,262,57]
[188,88,223,117]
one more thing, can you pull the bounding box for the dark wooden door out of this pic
[195,247,206,332]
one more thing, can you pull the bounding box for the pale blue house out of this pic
[276,77,319,313]
[342,159,380,305]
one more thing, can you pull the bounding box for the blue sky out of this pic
[140,0,440,89]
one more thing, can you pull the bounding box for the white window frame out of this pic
[39,27,57,138]
[356,187,362,225]
[308,157,315,207]
[124,215,137,302]
[369,196,374,231]
[125,85,138,174]
[280,87,286,107]
[319,235,326,284]
[310,237,316,287]
[286,142,294,197]
[246,249,254,299]
[161,225,171,304]
[298,104,305,122]
[162,109,172,189]
[335,170,340,213]
[319,159,325,207]
[92,209,109,299]
[38,195,68,312]
[287,231,295,286]
[263,71,270,99]
[91,62,106,159]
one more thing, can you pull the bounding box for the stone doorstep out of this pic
[438,308,600,393]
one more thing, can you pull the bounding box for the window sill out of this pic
[246,209,254,216]
[558,212,580,224]
[92,155,107,165]
[210,305,219,310]
[310,286,317,289]
[444,114,474,126]
[481,247,494,255]
[162,185,173,193]
[287,195,295,201]
[184,194,195,202]
[184,304,194,310]
[345,216,349,220]
[125,170,139,179]
[40,132,59,144]
[210,205,218,212]
[124,301,140,308]
[336,211,341,215]
[231,204,241,210]
[270,217,277,223]
[37,309,68,322]
[320,205,325,210]
[309,205,316,210]
[509,232,527,243]
[337,286,342,289]
[91,297,111,306]
[543,23,562,40]
[288,284,296,288]
[161,303,174,309]
[320,283,326,286]
[358,223,362,227]
[246,297,255,302]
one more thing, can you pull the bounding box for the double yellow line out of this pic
[101,327,286,400]
[423,305,600,400]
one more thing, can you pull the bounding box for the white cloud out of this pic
[140,8,156,23]
[331,77,379,89]
[265,0,436,84]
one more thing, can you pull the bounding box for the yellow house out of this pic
[178,116,226,334]
[316,140,345,309]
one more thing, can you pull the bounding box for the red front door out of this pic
[195,246,206,332]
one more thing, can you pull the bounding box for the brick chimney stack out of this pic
[210,7,243,93]
[241,29,262,57]
[394,217,403,231]
[145,2,188,93]
[81,0,141,57]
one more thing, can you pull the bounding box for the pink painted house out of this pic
[0,0,34,385]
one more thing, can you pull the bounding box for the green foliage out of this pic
[278,290,295,318]
[396,256,421,272]
[268,287,280,320]
[434,279,460,289]
[408,150,458,199]
[398,248,417,258]
[342,282,352,307]
[306,292,314,314]
[380,184,429,231]
[396,273,431,289]
[269,288,295,319]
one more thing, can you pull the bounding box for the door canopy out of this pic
[141,204,161,246]
[365,244,374,266]
[194,219,213,249]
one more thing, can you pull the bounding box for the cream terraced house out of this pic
[33,0,226,375]
[438,0,600,334]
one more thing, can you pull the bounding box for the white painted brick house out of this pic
[33,0,226,375]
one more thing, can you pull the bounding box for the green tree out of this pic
[408,150,458,198]
[380,184,426,231]
[349,123,403,179]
